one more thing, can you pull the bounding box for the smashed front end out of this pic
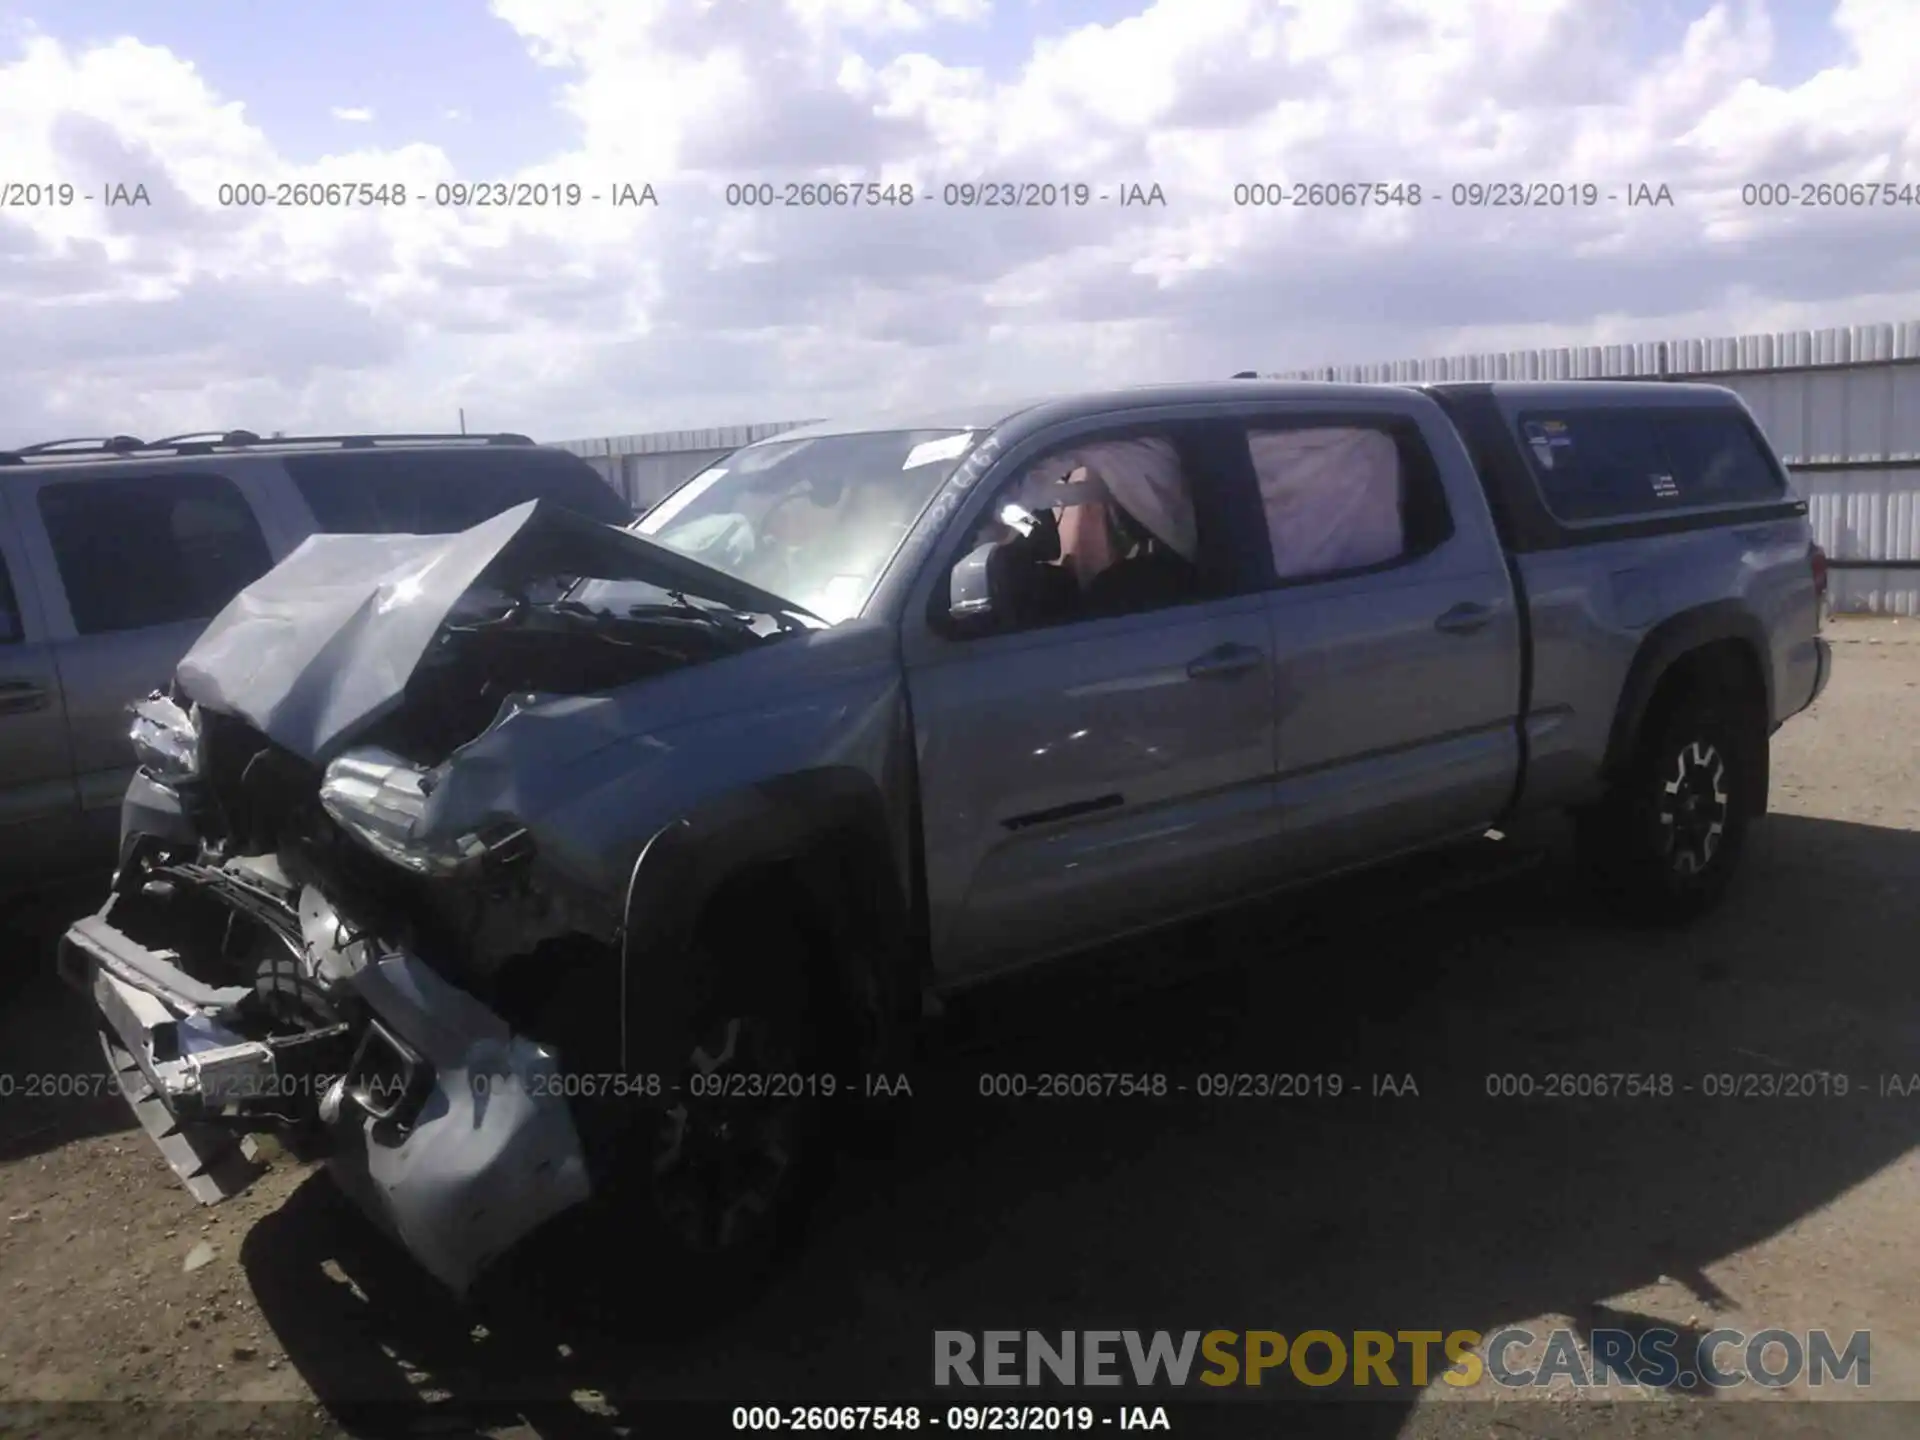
[59,501,811,1294]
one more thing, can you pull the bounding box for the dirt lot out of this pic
[1,616,1916,1439]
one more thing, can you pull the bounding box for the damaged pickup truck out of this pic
[62,380,1830,1302]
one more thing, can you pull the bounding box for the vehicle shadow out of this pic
[0,876,133,1163]
[242,811,1919,1438]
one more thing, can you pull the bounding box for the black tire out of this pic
[1575,690,1759,924]
[602,914,837,1324]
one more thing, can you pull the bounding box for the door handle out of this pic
[1186,643,1264,680]
[1434,603,1492,636]
[0,680,48,715]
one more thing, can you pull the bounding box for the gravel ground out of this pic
[0,615,1915,1440]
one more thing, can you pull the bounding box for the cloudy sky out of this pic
[0,0,1914,447]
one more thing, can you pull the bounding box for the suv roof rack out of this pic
[147,429,265,453]
[255,432,536,449]
[0,435,149,460]
[0,429,537,466]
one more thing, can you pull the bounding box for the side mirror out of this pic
[946,542,997,625]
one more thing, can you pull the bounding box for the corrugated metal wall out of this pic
[1720,364,1920,616]
[553,319,1920,613]
[1264,320,1920,616]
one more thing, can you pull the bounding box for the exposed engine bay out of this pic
[59,502,818,1282]
[368,589,774,765]
[122,526,789,1012]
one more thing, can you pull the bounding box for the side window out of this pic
[1516,412,1668,522]
[944,430,1210,636]
[1654,412,1787,506]
[1515,408,1786,522]
[284,450,631,535]
[1244,422,1453,583]
[37,472,273,635]
[0,548,22,644]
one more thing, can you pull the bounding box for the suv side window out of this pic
[37,472,274,635]
[943,427,1223,637]
[283,448,632,534]
[1243,420,1454,584]
[1515,407,1786,522]
[0,548,22,644]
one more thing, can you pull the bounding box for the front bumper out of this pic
[59,884,594,1296]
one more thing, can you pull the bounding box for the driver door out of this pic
[900,417,1283,983]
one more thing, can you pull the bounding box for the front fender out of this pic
[616,771,912,1081]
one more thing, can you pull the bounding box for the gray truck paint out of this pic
[323,947,594,1295]
[59,379,1831,1296]
[174,500,809,766]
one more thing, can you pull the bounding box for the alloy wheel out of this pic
[650,1014,806,1255]
[1654,739,1730,877]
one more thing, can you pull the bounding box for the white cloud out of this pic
[330,105,375,122]
[1,0,1918,447]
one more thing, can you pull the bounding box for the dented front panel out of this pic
[64,497,919,1294]
[326,952,594,1295]
[62,879,598,1293]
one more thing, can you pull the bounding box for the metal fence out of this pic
[553,318,1920,614]
[553,420,818,512]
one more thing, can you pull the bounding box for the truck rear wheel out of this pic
[1576,691,1758,924]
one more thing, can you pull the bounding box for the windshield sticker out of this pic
[636,468,726,534]
[902,433,974,470]
[1650,472,1680,500]
[1522,419,1572,471]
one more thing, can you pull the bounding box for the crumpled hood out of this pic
[176,499,803,765]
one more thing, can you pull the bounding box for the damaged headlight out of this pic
[318,748,440,874]
[319,747,530,878]
[128,693,201,784]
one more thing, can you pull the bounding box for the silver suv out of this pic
[0,431,631,893]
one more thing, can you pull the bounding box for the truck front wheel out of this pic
[602,894,842,1327]
[1576,691,1759,924]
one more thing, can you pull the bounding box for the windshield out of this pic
[595,429,976,624]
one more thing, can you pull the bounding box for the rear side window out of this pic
[37,472,274,635]
[0,548,22,643]
[1242,421,1454,583]
[284,448,631,534]
[1515,408,1786,523]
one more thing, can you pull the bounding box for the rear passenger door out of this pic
[0,490,83,879]
[20,470,276,852]
[1234,407,1524,874]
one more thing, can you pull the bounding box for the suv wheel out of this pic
[615,928,832,1319]
[1576,691,1758,924]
